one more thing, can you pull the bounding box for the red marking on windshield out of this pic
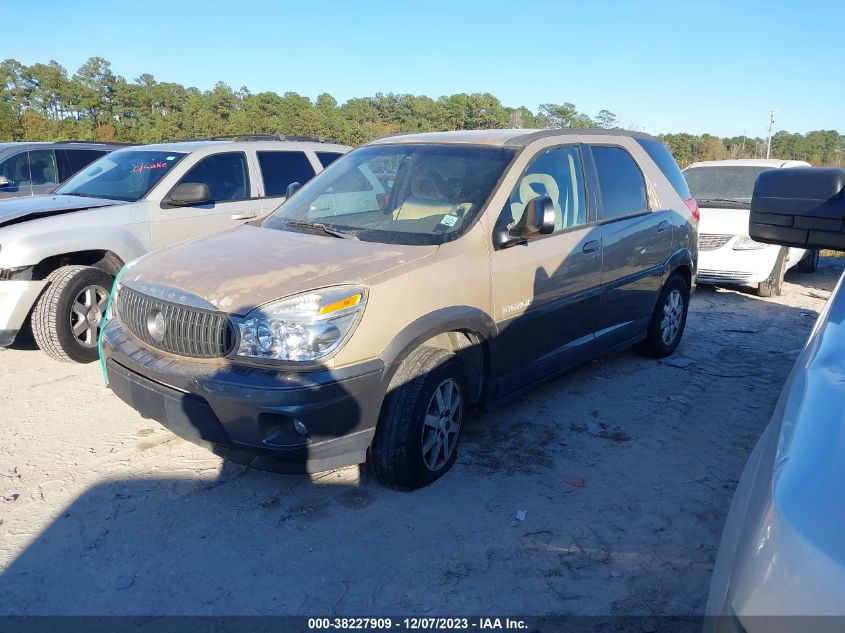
[132,161,168,174]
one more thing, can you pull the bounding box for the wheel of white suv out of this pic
[635,273,690,359]
[758,247,787,297]
[32,265,114,363]
[369,346,467,491]
[795,249,819,273]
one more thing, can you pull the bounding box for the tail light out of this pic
[684,198,700,223]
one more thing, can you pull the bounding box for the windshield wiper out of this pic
[62,192,104,199]
[283,220,356,240]
[696,197,751,207]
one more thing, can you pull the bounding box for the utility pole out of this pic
[765,110,776,159]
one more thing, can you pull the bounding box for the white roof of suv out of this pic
[686,158,811,169]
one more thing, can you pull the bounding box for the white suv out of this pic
[0,136,350,362]
[684,158,816,296]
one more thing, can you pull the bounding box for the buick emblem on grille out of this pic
[146,309,167,344]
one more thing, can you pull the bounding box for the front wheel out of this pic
[32,265,114,363]
[369,346,467,491]
[635,273,690,358]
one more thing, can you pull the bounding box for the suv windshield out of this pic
[57,150,186,202]
[262,144,516,245]
[683,166,772,208]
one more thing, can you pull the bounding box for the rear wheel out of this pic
[32,265,113,363]
[757,247,787,297]
[635,273,690,358]
[369,346,466,491]
[795,249,819,273]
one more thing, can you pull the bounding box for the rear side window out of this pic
[57,149,107,181]
[592,146,649,221]
[316,152,344,168]
[258,151,316,197]
[635,138,691,200]
[178,152,249,202]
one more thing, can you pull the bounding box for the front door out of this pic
[489,144,602,395]
[149,151,263,248]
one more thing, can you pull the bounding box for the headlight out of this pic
[234,286,367,362]
[733,236,768,250]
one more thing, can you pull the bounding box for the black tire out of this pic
[32,265,114,363]
[757,247,787,297]
[635,273,690,358]
[795,249,819,273]
[369,346,467,491]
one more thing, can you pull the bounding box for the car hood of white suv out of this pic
[698,206,750,237]
[0,194,125,228]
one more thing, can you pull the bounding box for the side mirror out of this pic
[512,195,556,237]
[286,182,301,198]
[750,167,845,251]
[0,176,10,188]
[168,182,211,207]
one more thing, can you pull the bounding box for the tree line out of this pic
[2,57,842,167]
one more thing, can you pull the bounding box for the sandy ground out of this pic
[0,258,842,617]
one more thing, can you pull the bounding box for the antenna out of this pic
[765,110,778,159]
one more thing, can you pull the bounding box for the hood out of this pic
[122,224,438,314]
[698,206,750,236]
[0,194,123,228]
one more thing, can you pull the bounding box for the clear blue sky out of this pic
[3,0,842,137]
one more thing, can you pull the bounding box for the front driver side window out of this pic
[507,146,587,233]
[0,152,31,185]
[178,152,249,202]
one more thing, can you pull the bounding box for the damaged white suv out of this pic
[0,136,349,362]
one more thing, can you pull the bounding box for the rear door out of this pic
[149,151,262,248]
[588,143,672,349]
[489,144,602,393]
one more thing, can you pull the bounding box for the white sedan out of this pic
[684,159,818,296]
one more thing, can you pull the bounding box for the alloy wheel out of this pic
[421,378,463,471]
[70,284,109,348]
[660,289,684,345]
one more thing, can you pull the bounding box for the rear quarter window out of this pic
[635,138,691,200]
[257,151,316,197]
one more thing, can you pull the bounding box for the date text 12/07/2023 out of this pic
[306,617,529,630]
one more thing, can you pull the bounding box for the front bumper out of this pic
[697,246,779,286]
[100,319,387,473]
[0,280,47,346]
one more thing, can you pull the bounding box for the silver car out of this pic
[707,166,845,632]
[0,142,124,198]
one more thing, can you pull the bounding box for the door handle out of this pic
[582,240,601,254]
[657,220,669,232]
[230,211,258,220]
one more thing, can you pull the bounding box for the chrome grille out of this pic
[116,286,234,358]
[699,233,733,251]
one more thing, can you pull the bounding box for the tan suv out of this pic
[100,129,698,490]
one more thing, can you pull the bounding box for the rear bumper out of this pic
[0,280,47,346]
[100,319,387,473]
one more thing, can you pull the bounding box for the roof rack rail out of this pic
[51,140,133,146]
[206,134,342,144]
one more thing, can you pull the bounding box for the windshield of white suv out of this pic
[683,166,772,208]
[262,144,516,245]
[56,150,187,202]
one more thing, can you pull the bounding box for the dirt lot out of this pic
[1,258,842,617]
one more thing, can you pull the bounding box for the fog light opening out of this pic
[292,419,309,436]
